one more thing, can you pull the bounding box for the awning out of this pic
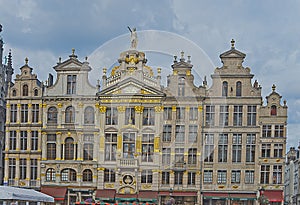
[0,186,54,202]
[115,193,137,201]
[41,186,67,201]
[159,191,197,196]
[95,189,116,200]
[138,191,158,202]
[263,190,283,202]
[203,192,257,200]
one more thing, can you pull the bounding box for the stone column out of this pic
[27,130,32,152]
[41,131,47,160]
[28,103,32,124]
[56,132,62,160]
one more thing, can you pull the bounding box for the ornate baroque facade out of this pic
[3,37,287,205]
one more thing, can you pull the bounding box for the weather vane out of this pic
[127,26,138,49]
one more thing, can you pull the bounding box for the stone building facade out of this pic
[285,146,300,205]
[3,38,287,205]
[0,25,14,184]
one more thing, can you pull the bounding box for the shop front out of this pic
[159,191,197,205]
[203,192,257,205]
[261,190,284,205]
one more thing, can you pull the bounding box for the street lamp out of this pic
[258,188,269,205]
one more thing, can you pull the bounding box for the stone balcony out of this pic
[118,158,138,168]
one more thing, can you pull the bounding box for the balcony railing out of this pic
[118,158,138,167]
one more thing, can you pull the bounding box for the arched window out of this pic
[178,77,185,96]
[222,81,228,97]
[61,168,76,182]
[65,106,75,123]
[236,81,242,97]
[34,89,38,96]
[47,107,58,123]
[22,84,28,96]
[65,137,75,160]
[271,105,277,116]
[46,168,56,181]
[83,169,93,182]
[84,106,94,124]
[12,89,16,96]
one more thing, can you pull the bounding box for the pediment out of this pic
[220,48,246,59]
[98,78,165,97]
[53,58,84,72]
[172,61,193,68]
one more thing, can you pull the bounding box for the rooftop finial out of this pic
[231,39,235,49]
[187,55,191,63]
[72,48,75,55]
[180,51,185,61]
[272,84,276,92]
[25,57,28,65]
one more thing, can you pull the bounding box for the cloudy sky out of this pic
[0,0,299,148]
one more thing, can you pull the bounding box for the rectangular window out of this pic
[245,170,254,184]
[21,104,28,123]
[175,125,185,143]
[142,134,154,162]
[8,158,16,180]
[20,131,27,150]
[188,125,197,143]
[104,169,115,182]
[9,131,17,150]
[32,104,39,123]
[163,107,172,120]
[143,108,155,125]
[174,171,183,185]
[163,125,172,142]
[262,125,272,138]
[217,170,227,184]
[125,108,135,125]
[175,148,184,163]
[30,159,38,180]
[274,144,283,158]
[274,125,284,138]
[203,170,213,184]
[162,148,171,165]
[67,75,76,94]
[219,105,229,126]
[233,105,243,126]
[83,135,94,160]
[204,134,214,162]
[47,134,56,160]
[231,170,241,183]
[20,158,27,180]
[205,105,215,126]
[261,144,271,157]
[247,105,256,126]
[188,148,197,165]
[141,170,153,183]
[273,165,282,184]
[246,134,256,163]
[10,104,17,123]
[106,107,118,125]
[105,133,117,161]
[31,131,38,150]
[232,134,242,163]
[176,107,185,120]
[162,172,170,184]
[218,134,228,162]
[260,165,270,184]
[188,172,196,185]
[123,132,135,158]
[189,107,198,120]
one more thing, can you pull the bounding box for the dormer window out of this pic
[67,75,76,94]
[34,89,38,96]
[236,81,242,97]
[222,81,228,97]
[22,84,28,96]
[271,105,277,116]
[178,77,185,96]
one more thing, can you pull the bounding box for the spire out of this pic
[6,50,14,86]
